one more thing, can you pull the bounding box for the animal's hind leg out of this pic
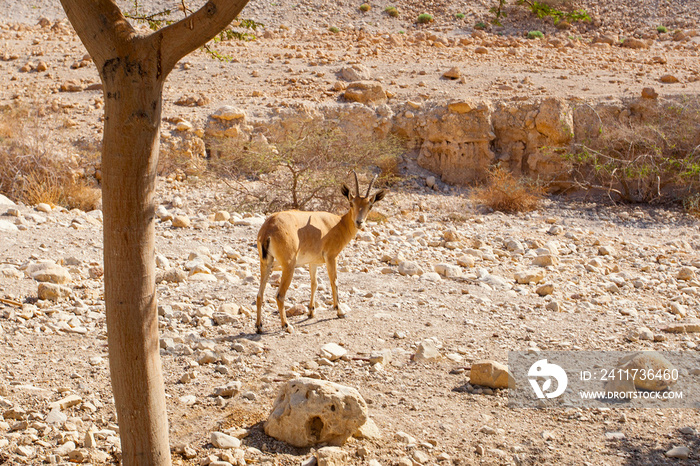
[276,261,296,333]
[256,256,274,334]
[308,265,318,318]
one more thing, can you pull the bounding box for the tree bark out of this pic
[58,1,249,464]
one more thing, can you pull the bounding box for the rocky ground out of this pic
[1,1,700,465]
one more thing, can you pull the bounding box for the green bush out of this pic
[527,30,544,39]
[417,13,433,24]
[657,25,668,33]
[384,6,398,17]
[359,3,370,12]
[475,21,487,30]
[329,26,340,33]
[455,13,465,19]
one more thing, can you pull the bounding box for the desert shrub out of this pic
[566,97,700,205]
[491,1,590,26]
[209,123,405,212]
[470,167,544,213]
[474,21,488,30]
[417,14,433,24]
[359,3,370,12]
[455,13,465,19]
[384,6,399,17]
[329,26,340,33]
[657,25,668,33]
[527,30,544,39]
[0,106,101,210]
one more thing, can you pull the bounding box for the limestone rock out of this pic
[315,446,349,466]
[340,64,370,81]
[172,215,191,228]
[660,74,680,84]
[264,378,368,447]
[665,446,690,459]
[38,283,72,301]
[616,352,676,391]
[353,418,382,439]
[0,220,18,232]
[641,87,658,99]
[621,37,649,49]
[514,269,546,284]
[28,263,71,284]
[163,268,187,283]
[434,263,462,278]
[677,267,696,281]
[470,360,514,389]
[661,320,700,333]
[442,67,461,80]
[398,261,423,276]
[413,339,440,363]
[210,432,241,449]
[212,106,246,121]
[344,81,387,105]
[319,343,347,361]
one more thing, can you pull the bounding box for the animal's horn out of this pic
[352,170,360,196]
[366,174,377,197]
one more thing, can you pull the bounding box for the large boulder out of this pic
[264,378,368,447]
[616,352,677,391]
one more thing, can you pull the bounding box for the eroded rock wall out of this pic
[199,95,675,186]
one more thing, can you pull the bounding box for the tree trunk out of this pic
[101,46,169,464]
[58,1,250,464]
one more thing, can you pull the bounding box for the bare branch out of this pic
[155,0,249,74]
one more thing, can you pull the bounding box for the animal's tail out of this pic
[260,236,271,261]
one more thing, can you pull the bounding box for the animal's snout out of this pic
[355,220,364,229]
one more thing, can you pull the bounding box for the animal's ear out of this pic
[341,184,352,200]
[371,189,386,203]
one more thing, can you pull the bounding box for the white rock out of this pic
[210,431,241,449]
[0,219,18,232]
[264,378,367,447]
[398,261,423,276]
[414,340,440,363]
[434,263,462,278]
[665,446,690,459]
[320,343,347,361]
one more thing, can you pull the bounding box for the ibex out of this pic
[255,172,386,334]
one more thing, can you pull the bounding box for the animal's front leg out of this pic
[308,264,318,318]
[325,257,346,318]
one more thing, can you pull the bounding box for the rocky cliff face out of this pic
[201,93,674,188]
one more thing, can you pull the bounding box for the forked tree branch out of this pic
[60,0,249,79]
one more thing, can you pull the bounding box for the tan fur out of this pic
[255,175,385,333]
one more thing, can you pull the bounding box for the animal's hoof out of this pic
[285,323,295,334]
[256,326,263,334]
[308,306,315,318]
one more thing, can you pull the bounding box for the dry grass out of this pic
[470,166,544,213]
[0,105,101,211]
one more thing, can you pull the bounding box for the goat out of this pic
[255,172,386,333]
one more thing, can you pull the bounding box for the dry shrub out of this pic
[470,167,543,213]
[208,123,405,213]
[0,105,101,210]
[568,97,700,206]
